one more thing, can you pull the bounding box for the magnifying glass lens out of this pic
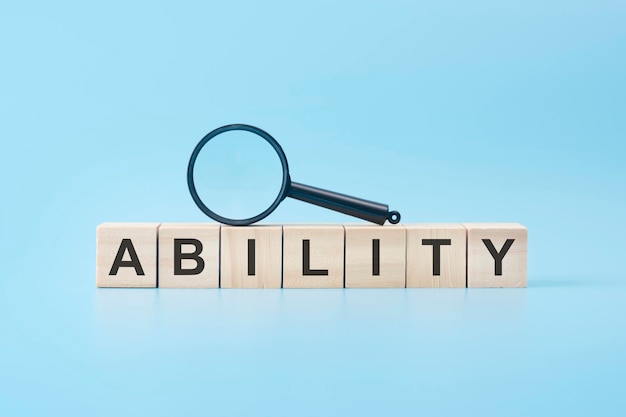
[192,130,285,221]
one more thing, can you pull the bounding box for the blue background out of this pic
[1,1,625,415]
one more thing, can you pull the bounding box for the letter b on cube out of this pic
[158,223,220,288]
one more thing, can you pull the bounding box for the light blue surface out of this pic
[1,1,625,415]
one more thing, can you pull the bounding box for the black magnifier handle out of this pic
[287,182,401,225]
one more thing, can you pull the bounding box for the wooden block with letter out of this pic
[344,224,406,288]
[158,223,220,288]
[96,223,160,288]
[283,225,344,288]
[221,225,282,288]
[464,223,527,288]
[406,224,467,288]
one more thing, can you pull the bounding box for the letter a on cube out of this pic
[96,223,159,288]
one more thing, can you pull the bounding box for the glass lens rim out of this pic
[187,124,290,226]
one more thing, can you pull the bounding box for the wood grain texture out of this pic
[158,223,220,288]
[344,224,406,288]
[464,223,527,288]
[283,225,344,288]
[96,223,159,288]
[221,225,282,288]
[406,224,467,288]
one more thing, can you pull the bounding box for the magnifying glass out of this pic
[187,124,401,226]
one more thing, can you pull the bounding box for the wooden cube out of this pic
[406,224,467,288]
[283,225,344,288]
[96,223,160,288]
[220,225,282,288]
[464,223,527,288]
[344,224,406,288]
[158,223,220,288]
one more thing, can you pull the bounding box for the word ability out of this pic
[96,223,527,288]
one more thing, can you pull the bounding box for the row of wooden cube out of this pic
[96,223,527,288]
